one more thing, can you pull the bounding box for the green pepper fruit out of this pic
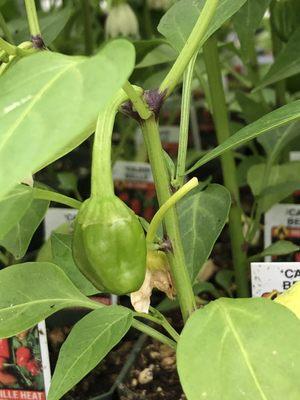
[72,92,146,295]
[271,0,300,42]
[73,196,147,295]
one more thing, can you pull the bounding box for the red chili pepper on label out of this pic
[26,359,41,376]
[16,347,31,367]
[0,371,17,385]
[0,340,10,359]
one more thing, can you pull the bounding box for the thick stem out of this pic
[0,12,14,44]
[159,0,218,98]
[203,36,249,297]
[174,53,197,188]
[24,0,41,37]
[91,91,128,198]
[81,0,93,55]
[33,188,82,209]
[132,320,176,349]
[141,116,196,322]
[270,2,286,106]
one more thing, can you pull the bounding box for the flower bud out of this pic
[105,3,139,38]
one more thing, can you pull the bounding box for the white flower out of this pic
[147,0,171,10]
[40,0,62,12]
[105,3,139,38]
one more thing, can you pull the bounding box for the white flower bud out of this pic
[40,0,62,12]
[105,3,139,38]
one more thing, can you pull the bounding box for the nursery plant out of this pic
[1,0,300,399]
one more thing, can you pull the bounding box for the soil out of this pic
[119,338,185,400]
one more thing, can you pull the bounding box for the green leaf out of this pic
[177,298,300,400]
[0,40,135,199]
[51,233,98,296]
[0,262,96,338]
[236,91,266,124]
[257,121,300,158]
[57,172,78,192]
[249,241,300,262]
[177,184,231,282]
[0,198,49,259]
[256,28,300,91]
[48,306,132,400]
[158,0,247,52]
[133,38,168,64]
[12,6,73,45]
[233,0,271,62]
[237,155,265,187]
[187,100,300,173]
[0,185,33,241]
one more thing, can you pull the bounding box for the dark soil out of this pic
[119,338,185,400]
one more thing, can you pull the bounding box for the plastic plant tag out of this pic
[0,322,51,400]
[44,207,78,240]
[264,203,300,262]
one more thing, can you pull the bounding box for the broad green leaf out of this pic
[256,28,300,91]
[0,185,33,241]
[57,172,78,193]
[51,233,98,296]
[133,38,168,64]
[0,40,135,199]
[0,198,49,259]
[136,44,176,69]
[12,6,73,45]
[178,184,231,282]
[259,181,300,213]
[158,0,247,52]
[233,0,271,62]
[48,306,132,400]
[0,262,96,338]
[187,100,300,173]
[249,240,300,262]
[177,298,300,400]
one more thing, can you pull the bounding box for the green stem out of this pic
[81,0,93,55]
[141,116,196,322]
[24,0,41,37]
[33,188,82,209]
[0,251,9,266]
[0,37,17,55]
[91,91,128,198]
[122,81,152,120]
[203,36,249,297]
[133,312,179,342]
[159,0,219,98]
[149,307,180,342]
[174,53,197,188]
[146,177,198,245]
[0,12,14,44]
[270,2,286,106]
[132,320,176,349]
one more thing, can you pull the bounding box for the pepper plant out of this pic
[1,0,300,399]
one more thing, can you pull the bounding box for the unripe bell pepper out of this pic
[73,196,146,295]
[72,93,146,295]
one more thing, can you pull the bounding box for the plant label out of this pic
[251,262,300,297]
[264,203,300,262]
[44,207,78,239]
[0,322,51,399]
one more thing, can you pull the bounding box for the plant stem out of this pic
[146,177,198,245]
[141,116,196,322]
[122,81,152,120]
[133,311,180,342]
[270,2,286,106]
[149,307,180,342]
[174,53,197,188]
[132,319,176,349]
[0,12,14,44]
[203,36,249,297]
[91,91,128,198]
[24,0,41,37]
[0,37,17,55]
[33,188,82,209]
[81,0,93,55]
[159,0,219,98]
